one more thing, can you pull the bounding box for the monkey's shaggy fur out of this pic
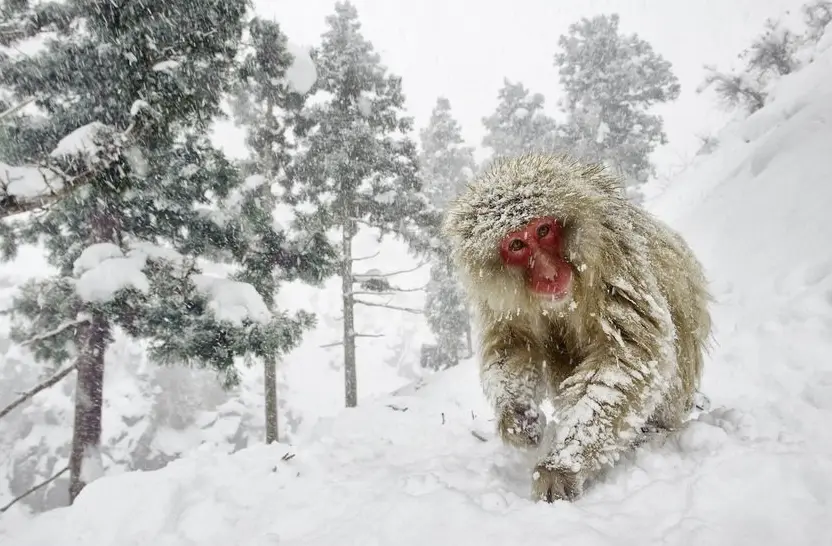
[442,154,712,502]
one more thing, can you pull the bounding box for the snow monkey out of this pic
[442,154,712,502]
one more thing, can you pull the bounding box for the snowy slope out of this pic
[4,28,832,546]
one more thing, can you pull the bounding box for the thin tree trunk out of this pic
[464,305,473,358]
[342,215,357,408]
[261,96,281,442]
[264,358,278,443]
[68,309,109,503]
[68,208,116,503]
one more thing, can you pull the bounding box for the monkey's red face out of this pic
[499,216,573,298]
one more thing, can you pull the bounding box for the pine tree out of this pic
[418,97,474,363]
[481,79,559,158]
[803,0,832,43]
[0,0,313,502]
[553,14,680,197]
[287,1,437,408]
[419,97,476,209]
[230,17,336,444]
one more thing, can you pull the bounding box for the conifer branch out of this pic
[0,364,77,421]
[0,97,35,122]
[0,119,141,219]
[353,261,427,280]
[353,299,423,314]
[20,317,89,346]
[0,466,69,513]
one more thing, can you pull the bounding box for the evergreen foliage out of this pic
[553,14,680,196]
[481,79,559,158]
[286,1,438,407]
[0,0,317,501]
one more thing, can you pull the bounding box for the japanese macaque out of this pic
[442,154,712,502]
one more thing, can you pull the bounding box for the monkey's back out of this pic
[628,204,712,420]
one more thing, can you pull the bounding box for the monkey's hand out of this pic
[496,401,546,449]
[531,459,584,503]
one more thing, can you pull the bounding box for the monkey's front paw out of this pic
[497,402,546,449]
[531,461,583,503]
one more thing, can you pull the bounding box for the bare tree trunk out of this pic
[264,358,278,443]
[261,96,281,442]
[68,310,109,503]
[342,216,357,408]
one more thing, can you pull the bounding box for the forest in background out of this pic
[0,0,829,515]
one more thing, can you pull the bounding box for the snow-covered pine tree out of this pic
[422,260,468,370]
[481,79,559,158]
[803,0,832,43]
[287,1,438,408]
[230,17,337,444]
[553,14,680,201]
[0,0,313,503]
[418,97,474,364]
[419,97,476,209]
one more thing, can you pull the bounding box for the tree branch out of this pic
[353,261,427,281]
[0,119,140,219]
[319,332,384,348]
[0,97,35,122]
[350,250,380,262]
[20,317,89,346]
[0,364,77,421]
[352,283,427,296]
[353,299,423,314]
[0,466,69,513]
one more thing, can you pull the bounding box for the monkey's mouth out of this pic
[528,260,573,298]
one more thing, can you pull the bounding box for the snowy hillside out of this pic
[3,24,832,546]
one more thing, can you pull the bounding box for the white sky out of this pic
[250,0,805,178]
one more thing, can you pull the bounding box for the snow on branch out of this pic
[191,275,272,326]
[20,317,90,347]
[0,364,77,421]
[353,261,428,281]
[0,97,35,122]
[0,109,148,219]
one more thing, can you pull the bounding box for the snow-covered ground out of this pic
[4,23,832,546]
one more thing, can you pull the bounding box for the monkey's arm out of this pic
[534,279,678,501]
[480,322,549,448]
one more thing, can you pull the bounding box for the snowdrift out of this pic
[4,28,832,546]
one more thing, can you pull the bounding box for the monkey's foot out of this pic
[531,461,584,503]
[496,401,546,449]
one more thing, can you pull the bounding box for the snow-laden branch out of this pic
[20,317,89,346]
[0,97,35,122]
[0,110,147,220]
[353,299,423,314]
[351,283,427,296]
[0,466,69,513]
[353,261,428,281]
[0,364,77,421]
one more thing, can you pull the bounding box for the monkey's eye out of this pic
[536,224,550,238]
[508,238,525,252]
